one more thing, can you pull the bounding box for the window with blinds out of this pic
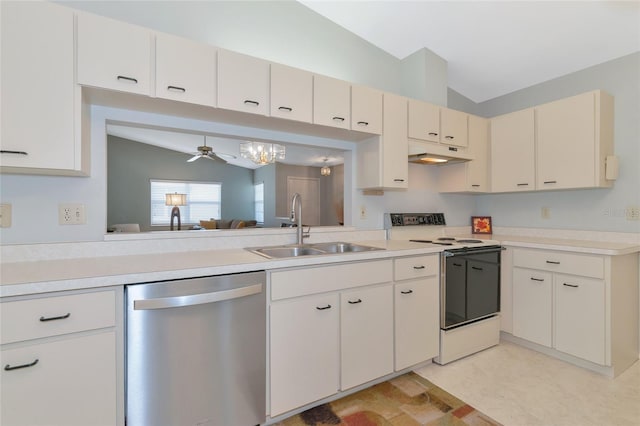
[150,180,221,226]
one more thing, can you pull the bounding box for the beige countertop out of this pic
[1,236,637,298]
[0,240,442,297]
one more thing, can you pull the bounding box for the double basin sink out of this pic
[247,242,384,259]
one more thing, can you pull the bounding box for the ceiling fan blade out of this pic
[187,153,202,162]
[207,152,228,164]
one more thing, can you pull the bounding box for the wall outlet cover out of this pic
[59,204,86,225]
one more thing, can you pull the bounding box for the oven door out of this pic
[441,247,501,329]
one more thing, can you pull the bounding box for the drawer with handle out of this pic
[1,290,116,345]
[394,255,439,281]
[512,248,604,279]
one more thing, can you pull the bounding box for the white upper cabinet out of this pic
[356,92,408,189]
[536,90,613,190]
[408,100,440,142]
[155,33,217,107]
[438,115,489,193]
[408,101,468,148]
[217,49,270,115]
[77,12,152,96]
[440,107,468,148]
[270,63,313,123]
[351,85,383,135]
[0,1,87,175]
[490,108,536,192]
[313,75,351,129]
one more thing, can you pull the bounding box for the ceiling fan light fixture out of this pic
[240,141,285,165]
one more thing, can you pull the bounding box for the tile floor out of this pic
[415,341,640,426]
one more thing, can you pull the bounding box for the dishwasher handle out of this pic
[133,283,263,310]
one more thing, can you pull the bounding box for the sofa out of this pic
[199,219,258,229]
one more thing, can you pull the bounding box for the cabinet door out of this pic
[313,75,350,129]
[217,49,269,115]
[395,278,439,370]
[554,274,605,364]
[408,100,440,142]
[1,332,116,426]
[77,12,151,95]
[1,1,78,172]
[340,285,393,390]
[536,92,596,190]
[491,108,535,192]
[437,114,489,193]
[512,268,552,347]
[381,92,409,188]
[270,293,339,416]
[155,33,217,107]
[351,85,382,135]
[270,63,313,123]
[440,108,468,148]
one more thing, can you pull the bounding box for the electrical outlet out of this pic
[360,205,366,219]
[0,204,12,228]
[541,207,550,219]
[59,204,86,225]
[626,206,640,221]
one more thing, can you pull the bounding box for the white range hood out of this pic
[408,140,474,164]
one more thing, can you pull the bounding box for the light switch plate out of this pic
[0,204,12,228]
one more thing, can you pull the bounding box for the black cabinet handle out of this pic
[517,183,529,187]
[413,265,425,270]
[393,179,405,182]
[278,106,292,112]
[0,150,28,156]
[400,290,413,294]
[530,277,545,282]
[332,116,345,122]
[471,266,484,271]
[244,100,259,106]
[444,135,454,140]
[472,184,481,187]
[357,121,369,126]
[428,132,438,136]
[167,85,186,93]
[5,359,39,371]
[117,75,138,84]
[563,283,579,288]
[453,263,463,267]
[546,260,560,265]
[543,180,557,184]
[348,299,362,304]
[316,304,331,310]
[39,313,71,322]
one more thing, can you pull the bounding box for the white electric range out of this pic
[384,213,502,365]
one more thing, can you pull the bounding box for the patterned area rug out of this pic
[275,372,501,426]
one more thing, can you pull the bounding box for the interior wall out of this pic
[107,136,254,232]
[473,52,640,233]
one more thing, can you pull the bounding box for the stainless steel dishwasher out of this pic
[125,271,266,426]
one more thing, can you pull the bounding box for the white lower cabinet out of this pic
[269,256,441,418]
[554,273,605,364]
[512,268,553,347]
[340,285,393,390]
[0,288,122,425]
[1,332,117,426]
[394,278,439,370]
[509,247,638,377]
[269,293,340,417]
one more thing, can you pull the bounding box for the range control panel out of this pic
[387,213,446,227]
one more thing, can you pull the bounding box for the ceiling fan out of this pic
[187,138,234,164]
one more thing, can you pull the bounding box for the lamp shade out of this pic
[165,193,187,206]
